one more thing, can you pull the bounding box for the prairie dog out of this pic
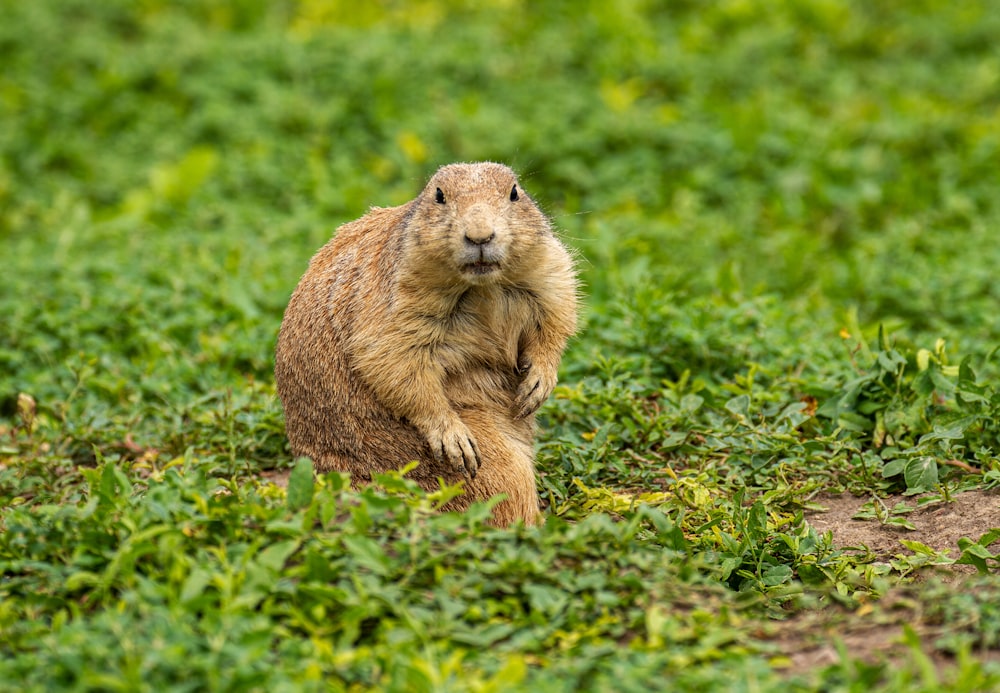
[274,162,578,526]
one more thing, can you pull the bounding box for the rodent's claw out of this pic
[426,418,480,477]
[466,437,480,479]
[451,432,479,477]
[513,367,556,420]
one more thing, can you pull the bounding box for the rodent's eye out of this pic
[435,187,445,204]
[510,184,519,202]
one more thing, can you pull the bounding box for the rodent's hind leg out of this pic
[308,453,368,484]
[440,409,540,527]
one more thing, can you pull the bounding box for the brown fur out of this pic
[274,162,578,526]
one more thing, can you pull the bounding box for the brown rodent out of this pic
[274,162,578,526]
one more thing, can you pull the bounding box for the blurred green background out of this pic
[3,0,1000,473]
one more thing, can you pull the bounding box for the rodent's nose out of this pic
[464,229,496,246]
[460,205,499,246]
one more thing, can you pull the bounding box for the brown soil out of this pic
[261,468,291,487]
[770,489,1000,678]
[805,489,1000,564]
[768,587,1000,678]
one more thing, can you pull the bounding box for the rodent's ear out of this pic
[510,184,519,202]
[435,187,446,204]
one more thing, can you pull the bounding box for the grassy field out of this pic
[3,0,1000,690]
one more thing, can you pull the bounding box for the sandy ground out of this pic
[805,489,1000,564]
[769,489,1000,676]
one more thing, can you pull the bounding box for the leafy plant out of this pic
[955,530,1000,575]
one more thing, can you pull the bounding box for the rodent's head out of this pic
[404,162,551,286]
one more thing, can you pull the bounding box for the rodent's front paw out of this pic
[425,418,480,478]
[513,365,557,420]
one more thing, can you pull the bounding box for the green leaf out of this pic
[725,395,750,419]
[256,539,300,574]
[523,583,569,616]
[98,462,131,506]
[451,623,516,647]
[956,539,994,560]
[974,528,1000,547]
[761,564,793,587]
[912,369,936,397]
[902,457,939,494]
[64,571,101,592]
[899,540,942,557]
[955,536,997,574]
[918,418,976,445]
[928,367,957,394]
[151,147,219,205]
[746,501,767,537]
[877,349,906,373]
[488,655,528,689]
[287,458,315,512]
[881,459,906,478]
[180,568,212,605]
[958,356,977,386]
[341,535,392,576]
[838,411,874,432]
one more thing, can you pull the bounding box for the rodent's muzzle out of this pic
[459,241,502,276]
[458,205,505,277]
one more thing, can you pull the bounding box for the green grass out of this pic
[2,0,1000,690]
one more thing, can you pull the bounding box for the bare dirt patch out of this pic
[261,468,291,487]
[770,489,1000,679]
[769,586,1000,678]
[805,489,1000,563]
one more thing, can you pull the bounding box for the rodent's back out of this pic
[275,203,417,467]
